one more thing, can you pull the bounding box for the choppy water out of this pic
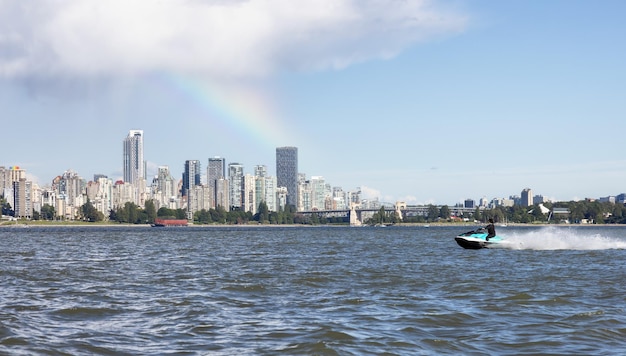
[1,225,625,355]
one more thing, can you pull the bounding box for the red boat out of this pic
[152,218,188,227]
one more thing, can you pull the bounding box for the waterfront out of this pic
[1,226,625,355]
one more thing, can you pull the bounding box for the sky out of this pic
[1,0,625,205]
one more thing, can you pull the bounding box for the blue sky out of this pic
[1,0,625,205]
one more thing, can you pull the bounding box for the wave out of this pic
[502,227,626,250]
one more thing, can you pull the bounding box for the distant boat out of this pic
[152,218,188,227]
[373,223,393,227]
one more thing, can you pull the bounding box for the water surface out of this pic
[1,225,625,355]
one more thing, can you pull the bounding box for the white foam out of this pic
[500,227,626,250]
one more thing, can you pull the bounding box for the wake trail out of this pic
[499,227,626,250]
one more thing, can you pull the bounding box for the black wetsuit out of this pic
[485,223,496,240]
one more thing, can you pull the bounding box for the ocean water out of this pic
[1,225,625,355]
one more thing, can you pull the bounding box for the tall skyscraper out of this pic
[208,157,226,208]
[521,188,533,207]
[276,146,298,208]
[155,166,176,199]
[123,130,145,184]
[13,178,32,219]
[182,160,201,197]
[56,170,84,207]
[228,162,244,210]
[254,164,267,177]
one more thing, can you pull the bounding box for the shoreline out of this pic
[3,222,626,228]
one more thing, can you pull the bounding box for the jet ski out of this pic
[455,228,505,249]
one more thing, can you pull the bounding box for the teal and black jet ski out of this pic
[455,228,505,249]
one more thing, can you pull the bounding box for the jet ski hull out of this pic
[455,231,504,249]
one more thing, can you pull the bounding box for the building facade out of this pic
[276,146,298,208]
[182,160,201,197]
[13,178,32,219]
[208,157,226,208]
[228,163,244,210]
[521,188,533,207]
[123,130,145,184]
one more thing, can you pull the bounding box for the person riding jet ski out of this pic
[485,218,496,241]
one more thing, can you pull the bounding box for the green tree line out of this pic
[17,196,626,225]
[400,201,626,224]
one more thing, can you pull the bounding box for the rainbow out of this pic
[160,73,290,149]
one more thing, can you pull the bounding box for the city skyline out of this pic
[3,135,625,208]
[2,1,625,204]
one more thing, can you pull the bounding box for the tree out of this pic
[212,206,228,223]
[195,209,211,224]
[256,201,269,223]
[1,199,13,217]
[40,204,56,220]
[157,207,176,218]
[80,199,104,222]
[144,200,157,224]
[109,209,117,222]
[116,202,140,223]
[473,207,482,222]
[439,205,450,220]
[174,208,187,219]
[427,205,439,222]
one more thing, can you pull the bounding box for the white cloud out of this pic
[397,195,418,204]
[360,185,382,200]
[0,0,467,79]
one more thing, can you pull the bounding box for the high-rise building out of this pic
[276,146,298,208]
[253,164,277,212]
[208,157,226,208]
[13,178,32,219]
[182,160,201,197]
[123,130,145,184]
[254,165,267,177]
[521,188,533,207]
[151,166,177,208]
[228,162,244,210]
[242,174,256,213]
[1,166,26,208]
[55,170,84,207]
[215,178,229,209]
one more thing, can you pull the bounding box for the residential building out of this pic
[215,178,229,209]
[182,160,201,197]
[13,178,32,219]
[188,184,211,214]
[276,146,298,208]
[151,166,177,208]
[242,174,256,214]
[1,166,25,191]
[263,175,278,212]
[228,162,244,210]
[112,180,135,209]
[276,186,288,211]
[521,188,533,207]
[54,170,85,208]
[309,176,330,211]
[123,130,145,184]
[207,157,226,208]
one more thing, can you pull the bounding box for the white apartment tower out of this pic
[228,163,244,210]
[123,130,145,184]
